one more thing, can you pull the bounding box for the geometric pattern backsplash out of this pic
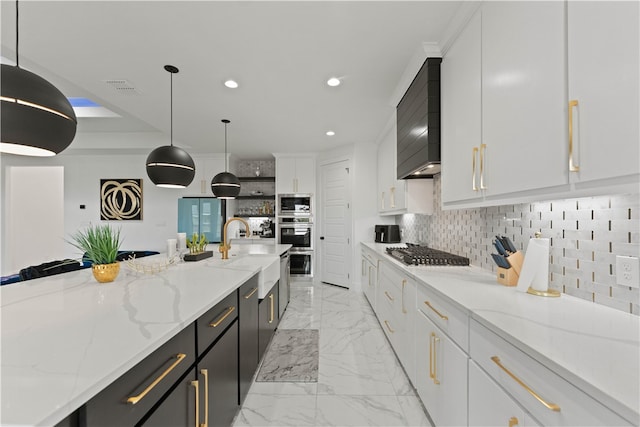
[398,174,640,315]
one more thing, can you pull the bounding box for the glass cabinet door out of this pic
[178,198,223,243]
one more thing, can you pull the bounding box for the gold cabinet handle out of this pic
[384,320,395,333]
[390,186,396,209]
[424,300,448,321]
[509,416,519,427]
[126,353,186,404]
[479,143,487,190]
[472,147,479,191]
[210,306,236,328]
[385,291,394,302]
[243,287,258,299]
[381,191,385,210]
[190,380,199,427]
[491,356,560,412]
[268,293,274,324]
[200,369,208,427]
[401,279,407,314]
[568,100,580,172]
[430,333,441,385]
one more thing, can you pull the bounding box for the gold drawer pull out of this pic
[509,417,519,427]
[479,143,487,190]
[385,291,394,302]
[127,353,186,404]
[269,294,274,324]
[401,279,407,314]
[384,320,395,333]
[424,301,448,321]
[243,287,258,299]
[200,369,209,427]
[191,379,199,427]
[491,356,560,412]
[210,306,236,327]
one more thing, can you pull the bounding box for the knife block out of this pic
[496,251,524,286]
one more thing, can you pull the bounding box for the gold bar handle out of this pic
[480,143,487,190]
[210,306,236,328]
[243,287,258,299]
[381,191,385,210]
[401,279,407,314]
[509,417,519,427]
[491,356,561,412]
[569,100,579,172]
[429,332,434,380]
[472,147,479,191]
[191,380,199,427]
[384,320,395,333]
[390,186,396,209]
[126,353,186,404]
[200,369,208,427]
[424,300,448,321]
[385,291,394,302]
[432,334,440,385]
[268,293,274,324]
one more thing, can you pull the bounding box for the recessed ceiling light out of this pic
[326,131,335,136]
[224,80,239,89]
[327,77,341,87]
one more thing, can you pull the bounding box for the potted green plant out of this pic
[68,224,123,283]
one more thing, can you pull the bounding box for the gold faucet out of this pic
[220,217,250,260]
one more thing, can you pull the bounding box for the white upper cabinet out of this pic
[567,1,640,186]
[481,1,567,199]
[441,10,482,205]
[442,1,638,209]
[184,155,226,196]
[377,119,434,215]
[275,155,316,194]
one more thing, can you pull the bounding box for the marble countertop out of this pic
[362,242,639,423]
[0,244,291,427]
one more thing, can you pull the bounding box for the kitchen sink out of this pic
[208,253,280,299]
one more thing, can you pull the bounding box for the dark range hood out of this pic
[396,57,442,179]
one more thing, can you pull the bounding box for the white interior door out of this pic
[319,159,351,288]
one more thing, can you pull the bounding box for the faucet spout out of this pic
[221,217,250,260]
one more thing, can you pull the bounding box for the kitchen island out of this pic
[0,244,291,427]
[362,242,639,426]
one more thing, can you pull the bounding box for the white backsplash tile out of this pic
[397,175,640,315]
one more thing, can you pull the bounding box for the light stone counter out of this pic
[362,242,639,424]
[0,244,291,427]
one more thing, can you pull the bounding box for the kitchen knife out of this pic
[493,238,508,256]
[502,235,518,253]
[491,253,511,269]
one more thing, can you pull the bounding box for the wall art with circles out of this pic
[100,179,143,221]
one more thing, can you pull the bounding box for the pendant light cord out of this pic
[15,0,19,68]
[170,71,173,147]
[224,122,228,172]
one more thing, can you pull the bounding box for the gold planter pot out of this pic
[92,262,120,283]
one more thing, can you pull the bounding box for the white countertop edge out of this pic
[361,241,640,422]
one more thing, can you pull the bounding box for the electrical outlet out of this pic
[616,255,640,288]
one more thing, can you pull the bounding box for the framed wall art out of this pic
[100,179,143,221]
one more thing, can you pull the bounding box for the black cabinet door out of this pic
[137,368,198,427]
[198,321,239,427]
[258,285,279,360]
[238,275,259,405]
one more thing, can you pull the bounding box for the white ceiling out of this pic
[1,1,463,159]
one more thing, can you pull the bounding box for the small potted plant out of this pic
[184,232,213,261]
[68,224,123,283]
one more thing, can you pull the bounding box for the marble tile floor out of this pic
[232,280,433,427]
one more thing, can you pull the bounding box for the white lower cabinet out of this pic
[470,319,632,426]
[361,247,378,310]
[377,262,416,384]
[469,360,540,427]
[415,308,468,426]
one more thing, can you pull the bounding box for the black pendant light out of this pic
[211,119,241,199]
[146,65,195,188]
[0,0,77,156]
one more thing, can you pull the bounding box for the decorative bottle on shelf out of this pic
[255,165,261,177]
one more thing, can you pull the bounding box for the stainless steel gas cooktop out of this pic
[386,244,469,266]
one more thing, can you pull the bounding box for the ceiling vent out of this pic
[103,79,140,95]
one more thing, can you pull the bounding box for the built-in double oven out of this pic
[277,194,313,277]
